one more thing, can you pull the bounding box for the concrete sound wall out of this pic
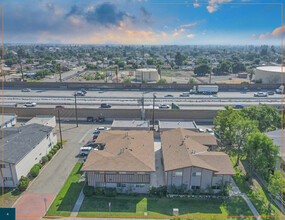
[1,107,218,121]
[1,82,280,91]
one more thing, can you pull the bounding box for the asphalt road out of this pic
[41,66,85,82]
[2,88,283,109]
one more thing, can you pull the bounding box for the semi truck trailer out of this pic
[190,85,219,94]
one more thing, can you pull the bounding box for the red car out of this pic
[55,105,65,109]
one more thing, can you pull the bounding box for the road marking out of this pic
[79,128,94,144]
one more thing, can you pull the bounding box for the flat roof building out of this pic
[158,120,198,132]
[135,68,159,82]
[25,115,56,128]
[111,120,150,130]
[0,114,17,129]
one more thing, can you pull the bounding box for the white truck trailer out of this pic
[190,85,219,94]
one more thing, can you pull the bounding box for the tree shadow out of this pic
[147,198,223,215]
[80,196,144,213]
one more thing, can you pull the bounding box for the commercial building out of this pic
[81,130,155,193]
[161,128,235,191]
[255,66,285,84]
[158,120,199,132]
[0,114,17,129]
[135,68,159,82]
[25,115,56,128]
[0,124,57,187]
[111,120,150,130]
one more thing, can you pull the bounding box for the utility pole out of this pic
[74,94,78,127]
[57,109,63,148]
[152,93,156,130]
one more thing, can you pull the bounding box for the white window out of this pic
[136,184,145,188]
[4,177,13,181]
[172,171,182,177]
[137,172,146,174]
[118,172,127,174]
[192,172,201,177]
[117,183,126,187]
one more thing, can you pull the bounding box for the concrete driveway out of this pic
[151,138,166,187]
[13,123,96,220]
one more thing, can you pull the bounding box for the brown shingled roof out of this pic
[161,128,235,175]
[81,130,155,172]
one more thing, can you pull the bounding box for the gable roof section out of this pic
[81,130,155,172]
[161,128,235,175]
[0,123,53,164]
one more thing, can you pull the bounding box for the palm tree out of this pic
[55,63,62,82]
[115,65,119,83]
[17,46,25,81]
[156,64,161,79]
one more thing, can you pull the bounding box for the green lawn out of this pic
[78,195,253,218]
[0,188,22,208]
[46,162,84,216]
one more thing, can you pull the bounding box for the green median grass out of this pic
[46,162,84,216]
[0,188,22,208]
[77,195,253,219]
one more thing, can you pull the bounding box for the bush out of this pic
[149,186,167,197]
[18,176,30,191]
[41,156,48,165]
[104,188,117,197]
[30,165,40,178]
[35,163,42,169]
[47,153,53,161]
[52,146,58,152]
[94,187,104,195]
[83,185,94,197]
[50,149,55,155]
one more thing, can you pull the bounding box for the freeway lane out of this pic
[2,89,283,109]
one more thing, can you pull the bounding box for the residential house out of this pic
[0,124,57,187]
[0,114,17,129]
[161,128,235,191]
[81,130,155,193]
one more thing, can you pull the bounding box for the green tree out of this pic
[213,106,243,149]
[232,118,258,166]
[232,62,246,74]
[188,78,197,84]
[246,132,279,180]
[241,105,280,132]
[147,58,155,65]
[55,63,62,82]
[249,69,255,81]
[267,170,282,199]
[194,63,211,76]
[157,78,167,84]
[175,52,186,66]
[123,78,131,83]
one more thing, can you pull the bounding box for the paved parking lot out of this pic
[14,122,109,220]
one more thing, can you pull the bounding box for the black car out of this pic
[100,103,112,108]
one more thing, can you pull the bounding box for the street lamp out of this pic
[74,93,79,127]
[56,108,63,148]
[152,93,156,130]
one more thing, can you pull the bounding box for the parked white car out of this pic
[24,102,36,107]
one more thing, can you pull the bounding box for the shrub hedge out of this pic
[47,153,53,161]
[41,156,48,165]
[18,176,30,191]
[30,165,40,177]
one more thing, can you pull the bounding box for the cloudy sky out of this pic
[1,0,284,45]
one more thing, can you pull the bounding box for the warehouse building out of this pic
[255,66,285,84]
[135,68,159,82]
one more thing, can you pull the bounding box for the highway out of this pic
[2,88,283,109]
[41,66,85,82]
